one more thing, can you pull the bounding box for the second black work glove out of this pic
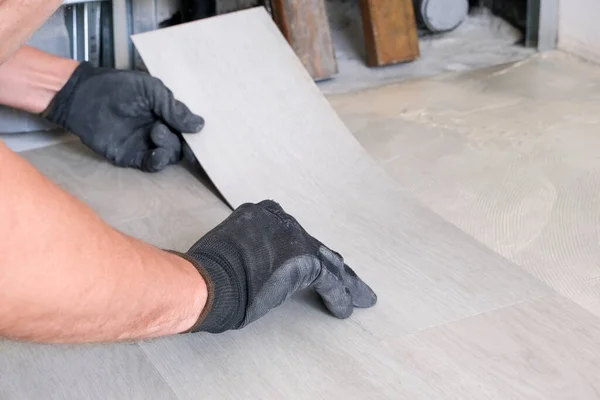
[172,200,377,333]
[44,62,204,172]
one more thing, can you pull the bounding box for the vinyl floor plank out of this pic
[113,202,232,251]
[4,16,598,399]
[21,141,222,226]
[0,341,178,400]
[140,301,416,400]
[132,9,550,342]
[385,294,600,399]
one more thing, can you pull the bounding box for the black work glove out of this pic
[171,200,377,333]
[43,62,204,172]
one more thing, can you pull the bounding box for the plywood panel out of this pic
[359,0,419,66]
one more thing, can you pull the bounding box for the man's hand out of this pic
[172,200,377,333]
[44,62,204,172]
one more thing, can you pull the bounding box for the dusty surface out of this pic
[331,50,600,318]
[319,4,535,93]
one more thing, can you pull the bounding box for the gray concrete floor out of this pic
[319,4,535,94]
[330,50,600,319]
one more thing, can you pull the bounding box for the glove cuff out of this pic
[168,250,246,334]
[42,61,95,127]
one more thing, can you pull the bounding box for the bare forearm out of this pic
[0,141,207,343]
[0,46,78,113]
[0,0,63,63]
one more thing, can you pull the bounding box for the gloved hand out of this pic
[171,200,377,333]
[43,62,204,172]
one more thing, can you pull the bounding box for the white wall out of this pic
[558,0,600,62]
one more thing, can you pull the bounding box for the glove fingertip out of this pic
[342,264,377,308]
[316,283,354,319]
[186,115,205,133]
[143,148,170,172]
[355,288,377,308]
[327,296,354,319]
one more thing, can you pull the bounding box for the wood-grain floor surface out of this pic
[2,10,600,400]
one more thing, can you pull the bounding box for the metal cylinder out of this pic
[414,0,469,33]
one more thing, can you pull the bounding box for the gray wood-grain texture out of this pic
[133,8,548,337]
[3,9,600,400]
[129,9,600,399]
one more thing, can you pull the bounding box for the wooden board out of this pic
[271,0,337,80]
[359,0,420,66]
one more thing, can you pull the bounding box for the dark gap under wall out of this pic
[471,0,527,32]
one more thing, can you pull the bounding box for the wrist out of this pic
[170,250,247,333]
[164,251,210,333]
[0,46,79,114]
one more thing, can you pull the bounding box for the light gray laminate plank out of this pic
[132,8,549,340]
[140,300,416,400]
[0,341,178,400]
[129,9,558,399]
[21,141,222,226]
[385,294,600,399]
[114,201,232,251]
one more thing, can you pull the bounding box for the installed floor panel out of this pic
[132,9,548,339]
[125,8,600,400]
[3,11,600,400]
[384,294,600,399]
[15,144,600,399]
[0,340,179,400]
[329,51,600,321]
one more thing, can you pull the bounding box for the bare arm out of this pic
[0,0,64,64]
[0,45,78,113]
[0,140,207,343]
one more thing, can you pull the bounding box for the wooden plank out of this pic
[271,0,337,80]
[359,0,420,66]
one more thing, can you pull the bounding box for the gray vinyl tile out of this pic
[5,10,599,400]
[133,9,550,344]
[139,301,415,400]
[0,341,178,400]
[384,294,600,399]
[21,141,223,226]
[114,202,231,251]
[140,294,600,400]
